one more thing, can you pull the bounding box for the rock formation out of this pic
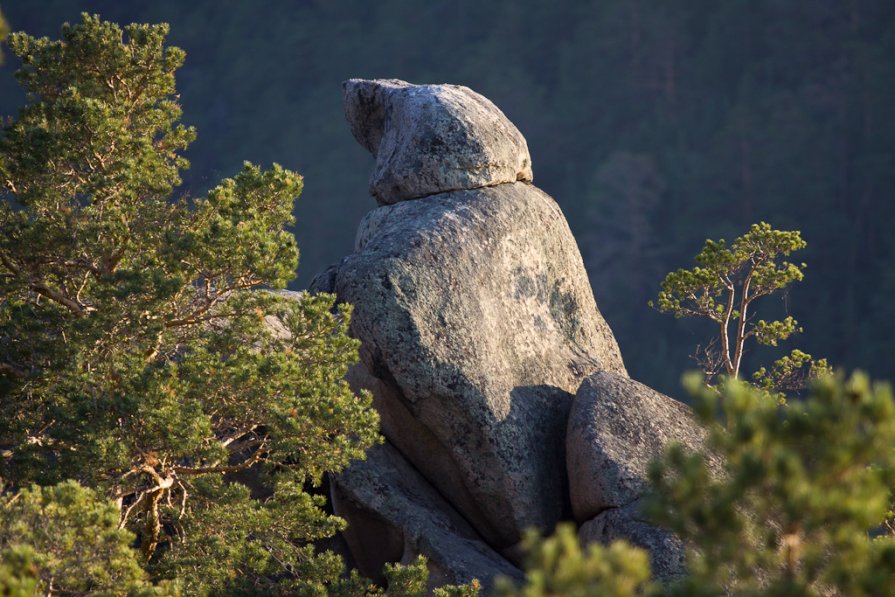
[311,78,717,588]
[317,78,626,556]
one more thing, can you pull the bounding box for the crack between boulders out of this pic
[381,179,533,204]
[589,494,645,521]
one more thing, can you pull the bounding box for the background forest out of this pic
[2,0,893,396]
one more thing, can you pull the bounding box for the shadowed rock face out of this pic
[343,79,533,205]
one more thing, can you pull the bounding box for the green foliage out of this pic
[497,373,895,596]
[376,556,480,597]
[322,556,480,597]
[431,581,482,597]
[495,524,654,597]
[651,223,829,395]
[0,14,380,592]
[752,350,831,405]
[153,478,347,595]
[0,546,40,597]
[378,558,431,597]
[382,556,481,597]
[0,481,162,595]
[646,373,895,595]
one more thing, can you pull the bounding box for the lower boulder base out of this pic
[579,499,686,583]
[330,442,523,591]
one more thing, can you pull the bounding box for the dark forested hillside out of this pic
[2,0,893,395]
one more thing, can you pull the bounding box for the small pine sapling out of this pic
[651,222,829,400]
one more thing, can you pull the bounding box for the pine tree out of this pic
[646,373,895,595]
[651,222,829,399]
[0,481,163,594]
[0,14,380,593]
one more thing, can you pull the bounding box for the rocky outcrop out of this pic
[566,371,717,522]
[330,442,522,590]
[314,78,721,586]
[343,79,532,205]
[318,79,626,554]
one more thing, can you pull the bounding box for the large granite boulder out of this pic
[319,79,627,552]
[343,79,533,205]
[324,183,626,551]
[566,371,717,522]
[567,371,726,582]
[330,442,523,590]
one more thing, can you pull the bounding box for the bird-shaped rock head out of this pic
[343,78,533,205]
